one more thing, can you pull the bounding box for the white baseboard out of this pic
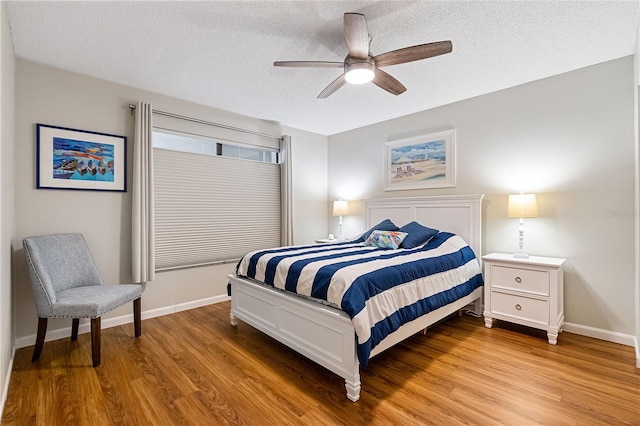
[14,295,230,349]
[635,336,640,369]
[563,322,636,347]
[0,346,15,421]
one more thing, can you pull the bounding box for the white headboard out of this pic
[365,195,484,258]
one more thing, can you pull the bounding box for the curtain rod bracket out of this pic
[129,104,136,116]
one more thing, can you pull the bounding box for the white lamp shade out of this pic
[332,200,349,216]
[507,193,539,218]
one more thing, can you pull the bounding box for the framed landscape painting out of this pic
[36,123,127,192]
[384,129,456,191]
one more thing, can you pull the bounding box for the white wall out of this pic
[282,126,328,245]
[0,1,16,415]
[329,57,636,337]
[12,60,328,343]
[634,17,640,366]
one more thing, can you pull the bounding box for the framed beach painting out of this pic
[384,129,456,191]
[36,124,127,192]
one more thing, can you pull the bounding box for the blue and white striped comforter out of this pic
[235,232,483,366]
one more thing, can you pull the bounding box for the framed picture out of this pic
[384,129,456,191]
[36,123,127,192]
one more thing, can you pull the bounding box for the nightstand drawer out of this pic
[491,265,549,296]
[491,291,549,325]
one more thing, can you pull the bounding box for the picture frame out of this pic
[36,123,127,192]
[384,129,456,191]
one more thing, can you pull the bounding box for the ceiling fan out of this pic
[274,13,452,99]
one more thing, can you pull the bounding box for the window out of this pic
[153,132,278,163]
[153,130,281,270]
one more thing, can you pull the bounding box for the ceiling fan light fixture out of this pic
[274,13,452,97]
[345,62,375,84]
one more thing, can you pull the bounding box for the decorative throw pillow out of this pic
[360,219,399,241]
[398,221,439,248]
[364,230,408,249]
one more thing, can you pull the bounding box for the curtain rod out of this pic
[128,104,282,141]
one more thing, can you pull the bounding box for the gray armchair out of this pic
[23,233,142,367]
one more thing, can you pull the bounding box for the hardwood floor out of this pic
[2,301,639,425]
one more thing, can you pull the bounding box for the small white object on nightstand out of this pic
[314,238,337,244]
[482,252,566,344]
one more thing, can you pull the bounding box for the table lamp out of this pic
[332,200,349,240]
[507,193,538,259]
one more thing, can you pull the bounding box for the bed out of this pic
[228,194,484,402]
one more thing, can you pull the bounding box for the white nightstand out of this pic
[482,253,566,344]
[314,238,338,244]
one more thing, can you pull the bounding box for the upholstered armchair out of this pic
[23,233,143,367]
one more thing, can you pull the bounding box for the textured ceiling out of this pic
[6,1,640,136]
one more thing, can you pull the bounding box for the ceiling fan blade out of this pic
[344,13,369,60]
[373,41,452,67]
[317,74,347,99]
[372,69,406,96]
[274,61,343,68]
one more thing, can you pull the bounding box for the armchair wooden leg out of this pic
[32,317,48,362]
[91,317,101,367]
[71,318,79,341]
[133,297,141,337]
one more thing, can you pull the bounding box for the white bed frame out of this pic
[228,194,484,402]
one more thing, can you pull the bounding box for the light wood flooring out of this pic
[2,301,639,425]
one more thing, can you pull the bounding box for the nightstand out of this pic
[482,253,566,344]
[314,238,338,244]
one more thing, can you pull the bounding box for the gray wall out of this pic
[328,57,636,336]
[0,0,16,412]
[12,60,328,342]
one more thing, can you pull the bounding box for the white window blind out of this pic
[154,147,281,270]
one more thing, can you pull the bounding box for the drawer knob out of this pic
[515,276,522,283]
[515,304,522,311]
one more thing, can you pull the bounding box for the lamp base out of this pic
[513,251,530,259]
